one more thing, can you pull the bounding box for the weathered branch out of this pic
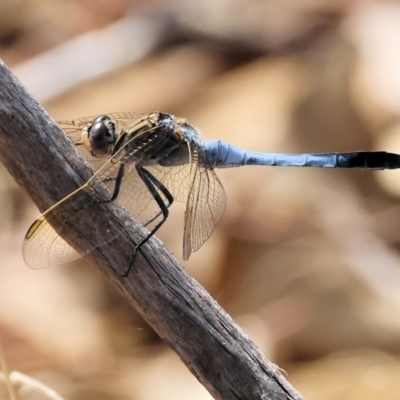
[0,58,304,400]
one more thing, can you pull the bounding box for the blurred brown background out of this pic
[2,0,400,399]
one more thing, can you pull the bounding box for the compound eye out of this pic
[88,115,112,156]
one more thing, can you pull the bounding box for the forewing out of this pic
[23,155,139,269]
[23,216,81,269]
[22,179,123,268]
[183,162,226,260]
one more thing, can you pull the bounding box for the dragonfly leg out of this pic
[94,163,126,202]
[108,162,126,201]
[122,166,173,277]
[141,168,174,228]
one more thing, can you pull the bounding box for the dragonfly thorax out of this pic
[81,115,118,157]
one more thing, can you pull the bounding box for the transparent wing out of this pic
[183,159,226,260]
[23,216,81,269]
[22,178,123,269]
[23,153,138,269]
[22,163,192,269]
[23,145,192,269]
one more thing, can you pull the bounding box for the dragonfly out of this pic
[23,111,400,276]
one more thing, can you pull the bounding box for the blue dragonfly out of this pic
[22,112,400,275]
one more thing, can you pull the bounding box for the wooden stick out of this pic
[0,58,304,400]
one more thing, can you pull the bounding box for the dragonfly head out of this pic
[82,115,118,157]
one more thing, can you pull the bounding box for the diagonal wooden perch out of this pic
[0,58,304,400]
